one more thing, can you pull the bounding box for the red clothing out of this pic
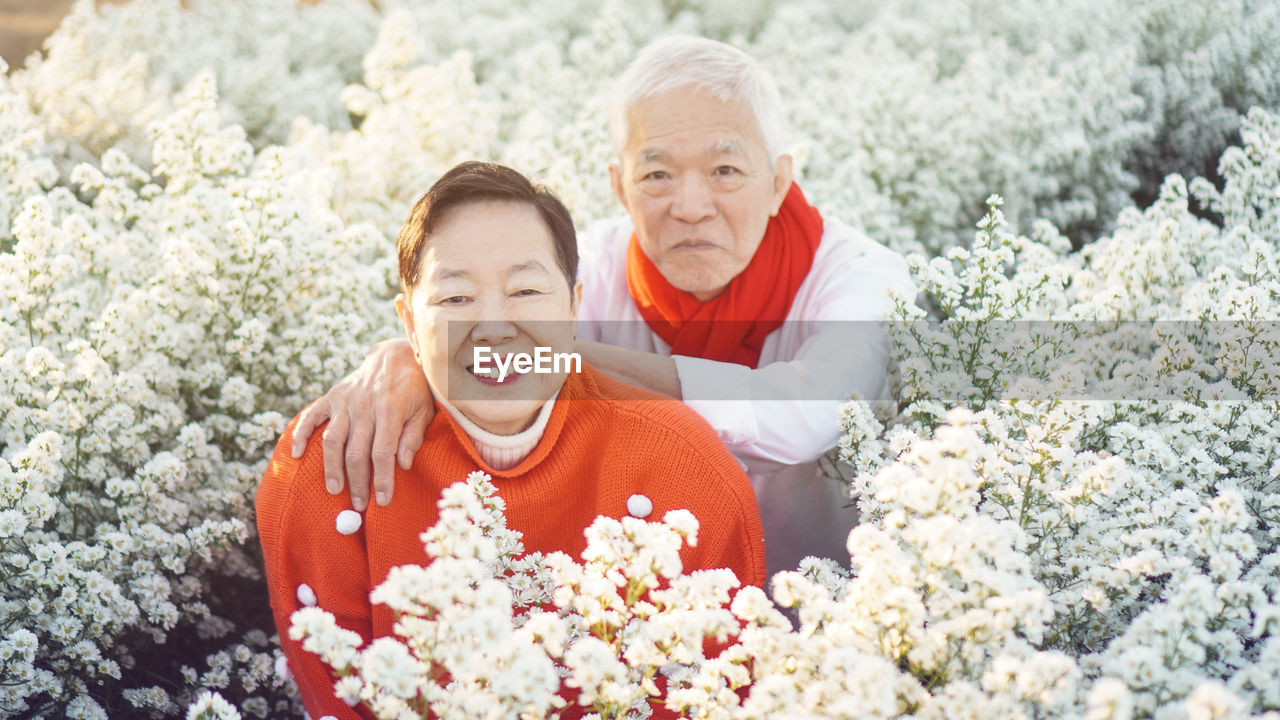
[257,364,766,719]
[625,183,824,368]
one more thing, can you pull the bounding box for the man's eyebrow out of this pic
[637,149,669,164]
[638,141,743,163]
[711,139,743,155]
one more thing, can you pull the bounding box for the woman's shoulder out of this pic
[563,368,765,585]
[257,409,349,538]
[566,366,748,480]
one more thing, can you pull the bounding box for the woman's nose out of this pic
[469,297,520,347]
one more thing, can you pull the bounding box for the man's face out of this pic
[610,86,793,301]
[397,200,578,435]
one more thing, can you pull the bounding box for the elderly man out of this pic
[291,36,912,578]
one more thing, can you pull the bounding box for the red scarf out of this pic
[625,183,823,368]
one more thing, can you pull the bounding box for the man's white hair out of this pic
[609,36,787,164]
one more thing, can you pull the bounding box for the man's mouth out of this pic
[672,240,718,251]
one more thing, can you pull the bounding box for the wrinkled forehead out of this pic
[622,88,769,163]
[636,138,747,164]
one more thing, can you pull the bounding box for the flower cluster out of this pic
[11,0,378,160]
[863,108,1280,717]
[1,65,392,717]
[292,471,741,719]
[12,0,1277,254]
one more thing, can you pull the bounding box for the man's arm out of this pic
[290,338,434,511]
[637,228,913,466]
[581,322,888,466]
[575,340,683,399]
[670,321,891,464]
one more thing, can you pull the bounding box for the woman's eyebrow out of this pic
[508,260,551,275]
[433,267,471,281]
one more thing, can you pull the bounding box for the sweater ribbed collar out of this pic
[431,388,560,471]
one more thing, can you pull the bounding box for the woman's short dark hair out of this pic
[396,161,578,293]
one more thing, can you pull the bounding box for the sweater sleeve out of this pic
[633,401,767,590]
[685,453,767,591]
[257,415,375,720]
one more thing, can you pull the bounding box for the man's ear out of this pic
[769,154,795,217]
[609,162,629,213]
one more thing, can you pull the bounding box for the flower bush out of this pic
[1,0,1279,717]
[15,0,1279,252]
[1,63,393,718]
[291,471,741,720]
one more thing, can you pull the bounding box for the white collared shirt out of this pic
[576,215,914,576]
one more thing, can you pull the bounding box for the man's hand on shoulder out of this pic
[289,338,433,511]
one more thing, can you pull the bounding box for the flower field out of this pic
[2,0,1279,717]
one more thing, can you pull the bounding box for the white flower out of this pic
[1184,681,1248,720]
[184,690,242,720]
[358,638,419,699]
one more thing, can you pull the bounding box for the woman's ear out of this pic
[395,292,417,349]
[570,282,583,338]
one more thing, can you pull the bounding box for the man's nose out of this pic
[669,175,716,224]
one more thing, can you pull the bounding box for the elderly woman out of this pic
[256,161,765,718]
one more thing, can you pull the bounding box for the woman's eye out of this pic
[440,296,470,305]
[513,289,542,297]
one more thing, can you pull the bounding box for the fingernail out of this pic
[376,492,388,506]
[353,497,367,512]
[326,478,339,493]
[292,446,303,458]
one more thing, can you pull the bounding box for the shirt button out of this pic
[296,583,317,607]
[335,509,362,535]
[627,494,653,519]
[274,656,291,682]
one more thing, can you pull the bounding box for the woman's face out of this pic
[396,200,579,435]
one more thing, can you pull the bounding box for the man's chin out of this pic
[657,265,733,300]
[673,276,732,301]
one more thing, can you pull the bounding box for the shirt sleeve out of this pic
[257,419,375,720]
[574,217,630,344]
[674,231,915,465]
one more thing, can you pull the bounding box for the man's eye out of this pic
[714,165,740,176]
[440,296,470,305]
[512,289,543,297]
[643,170,669,181]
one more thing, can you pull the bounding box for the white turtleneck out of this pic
[431,389,559,470]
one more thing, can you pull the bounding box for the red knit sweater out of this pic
[257,364,766,719]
